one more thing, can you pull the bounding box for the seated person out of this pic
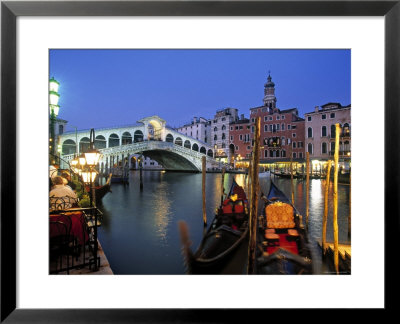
[61,171,76,190]
[49,165,58,191]
[50,176,78,211]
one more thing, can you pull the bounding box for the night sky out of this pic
[49,49,350,131]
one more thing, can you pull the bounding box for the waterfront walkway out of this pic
[317,240,351,274]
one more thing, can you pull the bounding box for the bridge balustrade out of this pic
[60,136,217,171]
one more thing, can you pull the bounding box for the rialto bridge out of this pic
[58,116,220,172]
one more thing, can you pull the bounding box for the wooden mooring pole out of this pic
[247,160,252,197]
[220,167,226,205]
[290,148,294,205]
[322,161,332,254]
[306,152,310,228]
[202,156,207,227]
[348,171,351,238]
[139,153,143,190]
[333,123,341,274]
[247,117,261,274]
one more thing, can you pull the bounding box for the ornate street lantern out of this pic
[84,129,101,166]
[81,169,98,184]
[49,77,60,164]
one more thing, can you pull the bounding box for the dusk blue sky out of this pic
[49,49,350,131]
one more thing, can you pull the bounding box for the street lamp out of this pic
[49,77,60,165]
[79,128,101,271]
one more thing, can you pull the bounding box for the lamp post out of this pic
[80,128,101,271]
[49,77,60,165]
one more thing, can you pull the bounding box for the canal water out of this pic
[97,170,350,274]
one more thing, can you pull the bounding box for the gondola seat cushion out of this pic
[288,229,299,236]
[265,202,295,229]
[222,199,245,214]
[265,233,280,246]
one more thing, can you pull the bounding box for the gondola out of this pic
[270,170,297,179]
[85,173,112,204]
[110,166,129,184]
[255,180,313,274]
[179,179,249,274]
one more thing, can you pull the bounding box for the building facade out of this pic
[210,107,239,162]
[304,102,351,167]
[229,74,305,164]
[175,117,211,144]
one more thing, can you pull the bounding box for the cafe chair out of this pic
[49,195,78,211]
[49,217,74,274]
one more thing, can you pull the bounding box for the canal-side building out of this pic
[250,106,305,162]
[210,107,239,163]
[304,102,351,169]
[175,117,211,144]
[229,74,305,166]
[229,115,251,164]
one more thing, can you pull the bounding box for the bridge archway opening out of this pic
[165,134,174,143]
[130,156,137,169]
[175,137,183,146]
[184,140,191,149]
[109,133,120,147]
[207,149,213,158]
[192,143,199,152]
[79,137,90,153]
[148,120,162,141]
[200,146,206,155]
[95,135,107,149]
[134,130,144,142]
[140,149,198,171]
[122,132,133,145]
[62,139,76,155]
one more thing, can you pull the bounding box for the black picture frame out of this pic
[1,0,398,321]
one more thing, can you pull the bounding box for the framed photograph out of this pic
[1,0,398,321]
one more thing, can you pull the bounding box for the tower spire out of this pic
[263,72,276,109]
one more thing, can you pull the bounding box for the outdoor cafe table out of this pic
[49,207,101,272]
[49,211,88,245]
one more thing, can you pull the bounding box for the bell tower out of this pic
[263,73,277,109]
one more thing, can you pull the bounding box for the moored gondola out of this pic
[85,173,112,204]
[256,180,313,274]
[179,179,249,274]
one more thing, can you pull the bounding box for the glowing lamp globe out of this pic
[49,91,60,106]
[49,77,60,93]
[84,149,101,166]
[78,154,86,167]
[81,170,98,184]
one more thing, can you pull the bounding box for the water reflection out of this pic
[98,170,350,274]
[153,181,171,243]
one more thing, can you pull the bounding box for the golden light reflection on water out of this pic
[310,179,323,205]
[233,174,246,188]
[153,182,171,243]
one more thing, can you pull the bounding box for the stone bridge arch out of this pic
[58,116,219,171]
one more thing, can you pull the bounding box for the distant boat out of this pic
[110,166,129,184]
